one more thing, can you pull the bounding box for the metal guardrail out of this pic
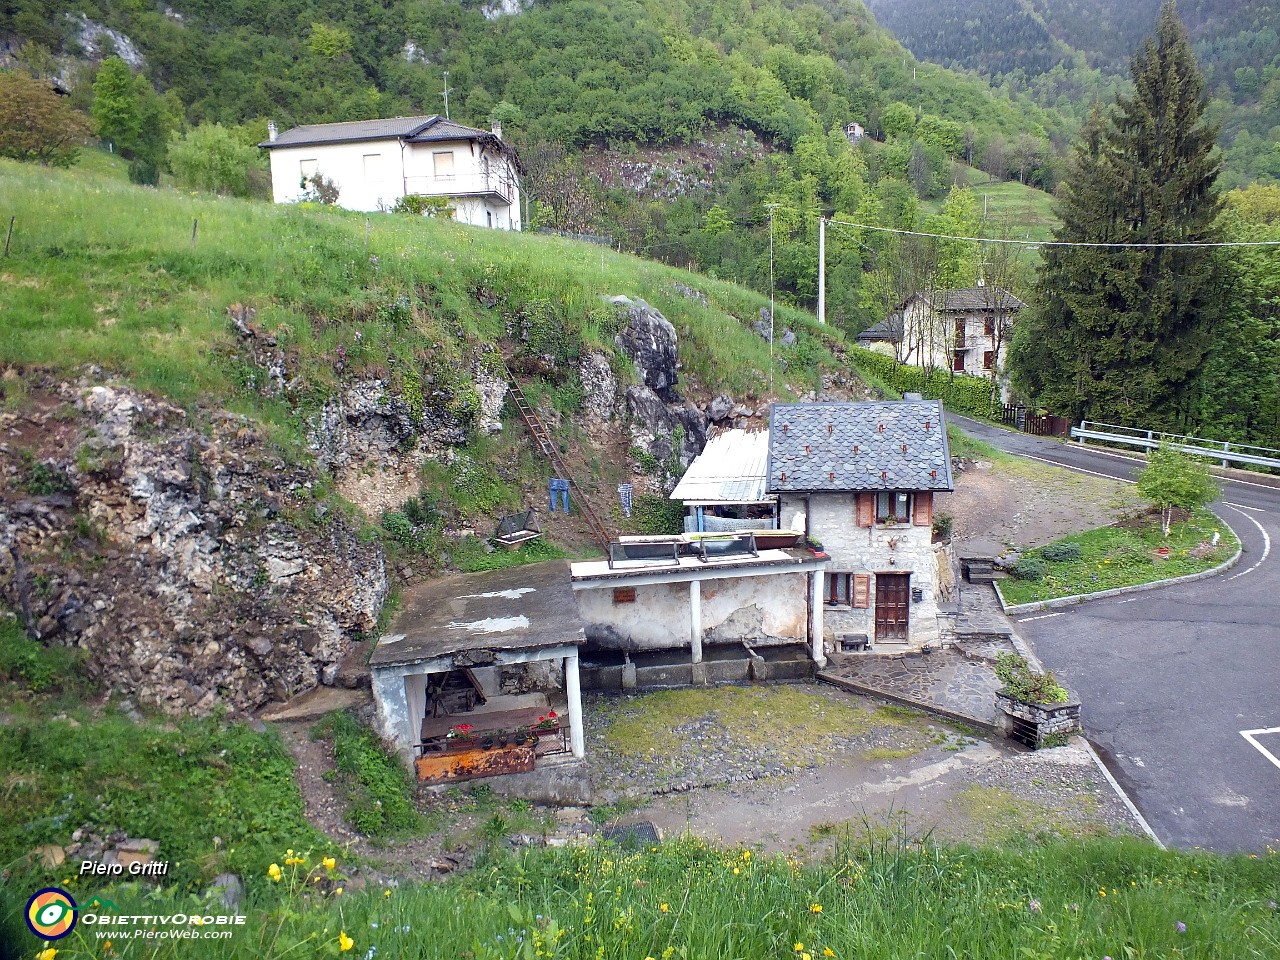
[1070,421,1280,470]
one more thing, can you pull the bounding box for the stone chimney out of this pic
[267,121,278,142]
[491,120,503,140]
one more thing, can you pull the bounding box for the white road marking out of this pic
[1017,454,1137,484]
[1223,504,1271,580]
[1225,501,1266,513]
[1016,612,1066,622]
[1116,598,1138,604]
[1240,727,1280,772]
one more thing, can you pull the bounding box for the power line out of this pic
[825,217,1280,249]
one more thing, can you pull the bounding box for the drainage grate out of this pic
[1007,714,1038,749]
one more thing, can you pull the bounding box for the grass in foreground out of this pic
[997,507,1237,605]
[3,833,1276,958]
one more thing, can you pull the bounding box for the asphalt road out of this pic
[950,415,1279,852]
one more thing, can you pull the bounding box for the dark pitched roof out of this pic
[766,400,953,493]
[261,115,511,150]
[262,116,438,149]
[917,286,1025,313]
[856,315,904,343]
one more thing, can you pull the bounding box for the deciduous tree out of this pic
[0,70,92,167]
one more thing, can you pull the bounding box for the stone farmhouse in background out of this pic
[858,285,1024,399]
[261,115,522,229]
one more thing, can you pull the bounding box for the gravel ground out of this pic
[579,684,1146,852]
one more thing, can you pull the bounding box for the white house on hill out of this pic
[261,115,522,230]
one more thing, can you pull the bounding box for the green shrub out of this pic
[1012,556,1048,581]
[994,653,1070,704]
[1041,541,1082,562]
[631,495,685,535]
[381,510,416,546]
[850,346,996,417]
[392,194,454,217]
[313,711,420,839]
[932,512,953,541]
[0,616,88,693]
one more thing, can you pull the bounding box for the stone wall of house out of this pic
[576,572,808,652]
[782,492,942,649]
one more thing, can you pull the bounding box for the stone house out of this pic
[261,115,521,229]
[767,400,954,649]
[857,285,1024,397]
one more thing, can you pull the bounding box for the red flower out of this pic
[538,716,546,723]
[548,710,557,719]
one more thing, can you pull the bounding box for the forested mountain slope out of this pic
[3,0,1066,147]
[865,0,1280,185]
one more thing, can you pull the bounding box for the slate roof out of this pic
[855,315,904,343]
[913,286,1025,313]
[669,428,771,504]
[262,115,503,150]
[766,401,953,493]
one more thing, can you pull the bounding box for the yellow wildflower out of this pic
[803,954,812,960]
[37,950,58,960]
[338,931,354,952]
[334,887,343,896]
[795,944,804,953]
[742,850,751,861]
[810,903,823,913]
[323,856,337,871]
[733,867,740,875]
[384,889,392,897]
[659,903,669,913]
[824,950,835,958]
[268,863,282,882]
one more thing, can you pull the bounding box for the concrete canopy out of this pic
[371,560,585,669]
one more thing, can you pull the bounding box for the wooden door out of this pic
[874,573,910,642]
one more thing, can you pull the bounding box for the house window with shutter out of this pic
[852,573,871,608]
[984,316,995,337]
[953,350,966,372]
[875,491,913,523]
[826,573,852,606]
[983,350,994,370]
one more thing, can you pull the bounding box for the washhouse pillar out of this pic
[689,580,703,663]
[564,652,585,759]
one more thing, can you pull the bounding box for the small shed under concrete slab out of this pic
[370,561,586,772]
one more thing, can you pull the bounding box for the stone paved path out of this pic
[818,581,1021,729]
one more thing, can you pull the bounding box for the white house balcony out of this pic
[404,173,516,205]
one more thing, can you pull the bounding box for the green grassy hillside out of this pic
[0,152,862,559]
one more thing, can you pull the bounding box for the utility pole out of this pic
[817,216,826,325]
[441,70,453,120]
[765,203,780,394]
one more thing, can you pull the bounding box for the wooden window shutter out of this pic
[913,491,933,527]
[856,492,874,527]
[852,574,871,609]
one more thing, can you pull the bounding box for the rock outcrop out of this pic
[611,297,708,477]
[0,382,387,715]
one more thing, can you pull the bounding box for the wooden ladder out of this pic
[499,361,612,551]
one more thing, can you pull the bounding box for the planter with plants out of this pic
[992,653,1081,748]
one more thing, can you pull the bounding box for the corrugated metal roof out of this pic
[670,429,772,504]
[766,400,953,493]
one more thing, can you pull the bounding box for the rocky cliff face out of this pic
[0,381,387,715]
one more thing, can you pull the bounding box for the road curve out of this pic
[949,414,1280,853]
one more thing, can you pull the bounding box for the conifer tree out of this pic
[1011,1,1227,428]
